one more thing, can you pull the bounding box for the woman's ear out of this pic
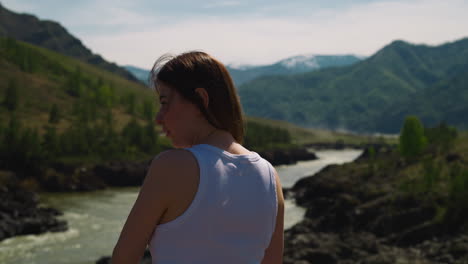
[195,88,209,109]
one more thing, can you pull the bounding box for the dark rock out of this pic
[96,250,152,264]
[94,160,151,186]
[446,153,461,162]
[282,188,294,199]
[302,249,337,264]
[258,148,318,166]
[392,221,439,246]
[40,167,106,192]
[0,177,68,242]
[370,206,436,238]
[448,242,468,259]
[283,143,468,264]
[96,257,111,264]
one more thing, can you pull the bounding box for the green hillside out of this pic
[239,38,468,133]
[0,37,154,132]
[0,3,138,82]
[0,37,166,175]
[0,38,328,177]
[377,68,468,132]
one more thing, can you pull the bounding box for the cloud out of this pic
[4,0,468,68]
[81,0,468,68]
[203,1,242,9]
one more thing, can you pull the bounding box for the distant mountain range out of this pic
[238,38,468,133]
[123,65,151,84]
[124,54,362,86]
[3,2,466,134]
[124,39,468,133]
[0,3,139,83]
[228,55,363,85]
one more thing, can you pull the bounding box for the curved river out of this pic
[0,149,361,264]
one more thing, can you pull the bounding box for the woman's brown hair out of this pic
[149,51,244,143]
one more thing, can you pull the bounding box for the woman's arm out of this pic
[111,150,191,264]
[262,168,284,264]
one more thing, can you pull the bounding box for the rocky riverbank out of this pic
[0,171,67,242]
[34,146,318,192]
[306,141,397,151]
[258,147,318,166]
[39,159,151,192]
[1,146,318,244]
[0,158,150,242]
[284,145,468,263]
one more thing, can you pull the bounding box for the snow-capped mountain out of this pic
[228,54,363,85]
[278,55,320,69]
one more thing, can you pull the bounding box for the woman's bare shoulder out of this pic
[153,149,196,165]
[148,149,198,183]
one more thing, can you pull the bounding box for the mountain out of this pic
[227,54,362,85]
[238,38,468,133]
[124,65,150,84]
[0,37,152,129]
[0,3,139,83]
[124,55,362,86]
[1,36,347,178]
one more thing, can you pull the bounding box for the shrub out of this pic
[399,116,427,158]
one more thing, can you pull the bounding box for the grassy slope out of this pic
[0,38,155,134]
[0,38,378,149]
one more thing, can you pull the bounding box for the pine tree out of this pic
[4,113,21,152]
[4,79,19,111]
[143,99,156,121]
[143,121,158,153]
[49,104,60,123]
[124,93,137,115]
[43,125,60,159]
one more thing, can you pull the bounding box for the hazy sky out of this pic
[2,0,468,68]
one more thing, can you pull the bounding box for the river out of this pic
[0,149,362,264]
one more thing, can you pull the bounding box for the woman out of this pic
[112,51,284,264]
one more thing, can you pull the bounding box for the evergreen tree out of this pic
[425,122,458,154]
[48,104,60,124]
[143,121,158,153]
[4,79,19,111]
[43,125,60,159]
[399,116,427,158]
[142,99,156,121]
[19,128,43,171]
[123,92,137,115]
[4,114,22,153]
[95,82,115,108]
[65,67,84,97]
[122,118,144,154]
[0,122,5,162]
[98,110,121,157]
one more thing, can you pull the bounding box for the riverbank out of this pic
[2,148,359,264]
[284,141,468,263]
[0,171,67,242]
[0,145,318,244]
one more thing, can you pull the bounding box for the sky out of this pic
[2,0,468,69]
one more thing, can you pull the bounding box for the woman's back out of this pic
[111,52,284,264]
[149,144,278,263]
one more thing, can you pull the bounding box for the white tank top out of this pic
[148,144,278,264]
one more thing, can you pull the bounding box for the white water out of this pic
[0,149,361,264]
